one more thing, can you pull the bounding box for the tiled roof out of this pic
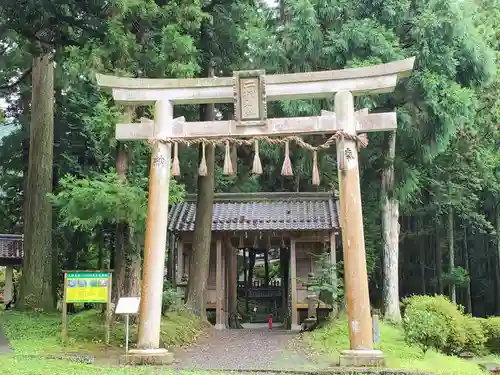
[168,192,339,232]
[0,234,23,260]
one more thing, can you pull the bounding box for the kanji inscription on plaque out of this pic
[233,70,267,125]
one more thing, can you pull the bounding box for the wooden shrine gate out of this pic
[96,57,415,365]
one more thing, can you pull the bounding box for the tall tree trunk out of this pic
[381,130,401,322]
[463,226,472,314]
[185,23,216,318]
[113,108,141,303]
[447,207,456,303]
[18,52,55,311]
[418,217,426,294]
[113,132,128,303]
[225,239,242,328]
[496,208,500,314]
[436,222,444,295]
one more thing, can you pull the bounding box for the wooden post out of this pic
[137,100,173,350]
[290,239,300,331]
[336,91,383,365]
[61,272,68,343]
[215,239,225,330]
[176,238,184,283]
[105,273,113,345]
[330,232,338,307]
[3,266,13,304]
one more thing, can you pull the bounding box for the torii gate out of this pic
[96,57,415,366]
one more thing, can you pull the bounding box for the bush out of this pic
[403,306,449,354]
[463,316,487,354]
[161,280,182,314]
[480,316,500,353]
[402,295,469,355]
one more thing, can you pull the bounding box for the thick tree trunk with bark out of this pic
[418,217,426,294]
[113,108,141,305]
[185,42,216,317]
[436,223,444,295]
[18,52,55,311]
[225,239,242,328]
[185,141,215,318]
[496,209,500,314]
[447,207,456,303]
[463,227,472,314]
[381,130,401,322]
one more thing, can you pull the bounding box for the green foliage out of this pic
[308,253,344,307]
[403,306,449,355]
[161,280,183,314]
[402,295,469,355]
[462,316,487,355]
[309,315,493,375]
[49,172,185,233]
[441,267,470,289]
[479,317,500,353]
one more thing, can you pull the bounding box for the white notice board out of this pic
[115,297,141,315]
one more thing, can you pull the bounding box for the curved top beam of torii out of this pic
[96,57,415,105]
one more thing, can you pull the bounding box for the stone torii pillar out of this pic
[96,57,414,366]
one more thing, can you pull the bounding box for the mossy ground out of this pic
[0,308,210,374]
[307,316,500,375]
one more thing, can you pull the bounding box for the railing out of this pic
[237,279,281,289]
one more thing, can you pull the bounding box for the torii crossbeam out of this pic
[96,57,415,366]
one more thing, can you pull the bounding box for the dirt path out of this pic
[173,325,332,371]
[0,326,12,354]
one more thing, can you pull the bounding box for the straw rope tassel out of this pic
[223,140,234,175]
[252,139,263,175]
[281,141,293,176]
[171,142,180,176]
[312,150,320,186]
[198,142,207,176]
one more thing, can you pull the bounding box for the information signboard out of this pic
[61,270,113,345]
[65,271,110,303]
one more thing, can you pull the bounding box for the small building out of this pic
[167,191,340,331]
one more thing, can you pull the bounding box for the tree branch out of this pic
[0,68,32,91]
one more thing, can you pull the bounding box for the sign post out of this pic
[115,296,141,361]
[61,270,113,344]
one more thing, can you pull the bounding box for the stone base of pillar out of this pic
[121,348,174,366]
[339,349,385,367]
[291,323,301,332]
[214,323,226,330]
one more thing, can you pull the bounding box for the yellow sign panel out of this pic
[65,272,110,303]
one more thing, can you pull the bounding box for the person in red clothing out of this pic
[268,314,273,331]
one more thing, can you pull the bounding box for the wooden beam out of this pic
[115,112,396,141]
[290,239,300,331]
[215,239,225,330]
[97,58,415,105]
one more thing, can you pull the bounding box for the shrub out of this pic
[403,306,449,354]
[161,280,182,314]
[480,316,500,353]
[402,295,468,355]
[463,316,487,354]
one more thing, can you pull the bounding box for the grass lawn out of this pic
[308,316,500,375]
[0,308,210,375]
[2,308,500,375]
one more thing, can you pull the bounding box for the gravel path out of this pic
[173,325,332,371]
[0,326,12,354]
